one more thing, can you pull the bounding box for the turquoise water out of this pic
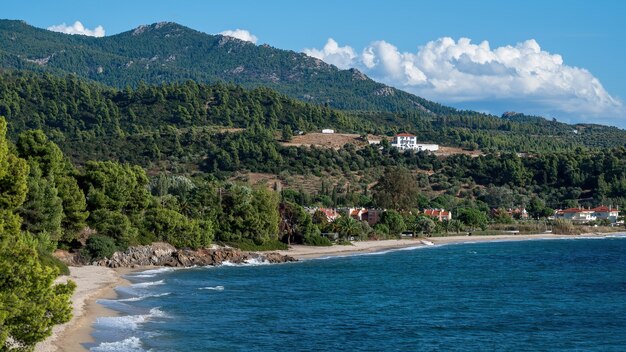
[91,236,626,351]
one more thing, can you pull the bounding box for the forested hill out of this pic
[0,19,454,114]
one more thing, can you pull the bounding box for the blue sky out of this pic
[3,0,625,127]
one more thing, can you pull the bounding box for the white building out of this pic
[391,133,439,151]
[555,208,596,223]
[591,206,620,223]
[321,129,334,134]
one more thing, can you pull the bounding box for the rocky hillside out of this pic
[0,19,453,114]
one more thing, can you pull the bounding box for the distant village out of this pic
[310,130,623,241]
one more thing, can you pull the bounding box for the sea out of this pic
[90,235,626,351]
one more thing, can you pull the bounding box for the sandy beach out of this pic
[38,232,623,351]
[275,233,620,260]
[35,266,134,352]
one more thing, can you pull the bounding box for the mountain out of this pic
[0,19,454,114]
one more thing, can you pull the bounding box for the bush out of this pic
[224,239,288,251]
[88,209,138,249]
[38,249,70,275]
[142,208,214,249]
[86,235,118,260]
[551,219,580,235]
[303,234,332,246]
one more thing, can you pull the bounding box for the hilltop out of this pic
[0,19,451,114]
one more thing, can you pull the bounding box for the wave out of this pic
[199,285,224,291]
[130,280,165,288]
[131,267,178,278]
[220,258,270,267]
[91,336,147,352]
[118,292,171,302]
[95,308,168,330]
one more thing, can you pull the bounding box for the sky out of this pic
[2,0,625,127]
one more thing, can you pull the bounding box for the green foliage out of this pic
[18,162,64,240]
[88,209,138,249]
[224,239,288,251]
[142,208,214,249]
[81,161,151,213]
[379,210,406,237]
[551,219,579,235]
[457,208,488,230]
[218,184,280,244]
[303,234,332,246]
[0,117,74,349]
[332,216,362,240]
[85,235,118,260]
[416,217,436,235]
[279,202,317,244]
[373,167,420,210]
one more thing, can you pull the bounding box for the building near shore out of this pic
[554,208,596,223]
[554,206,620,223]
[422,208,452,221]
[391,133,439,151]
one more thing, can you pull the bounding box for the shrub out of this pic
[224,239,288,251]
[86,235,118,260]
[551,219,579,235]
[303,234,332,246]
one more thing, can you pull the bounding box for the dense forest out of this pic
[0,19,458,113]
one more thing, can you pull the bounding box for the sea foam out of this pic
[91,336,147,352]
[199,285,224,291]
[118,292,172,302]
[95,308,168,330]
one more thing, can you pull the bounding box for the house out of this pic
[322,129,334,134]
[317,208,340,222]
[307,207,340,222]
[349,208,384,226]
[423,209,452,221]
[591,205,620,223]
[554,208,596,223]
[391,133,439,151]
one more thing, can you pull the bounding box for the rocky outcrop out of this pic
[93,242,296,268]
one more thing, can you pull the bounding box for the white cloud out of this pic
[304,37,622,121]
[303,38,356,70]
[218,29,258,44]
[47,21,105,37]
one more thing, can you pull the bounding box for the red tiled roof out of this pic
[591,206,615,212]
[423,209,450,217]
[558,208,593,214]
[396,133,416,137]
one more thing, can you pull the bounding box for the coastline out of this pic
[274,232,624,260]
[40,232,624,351]
[35,267,136,352]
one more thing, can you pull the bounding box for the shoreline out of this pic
[275,232,625,260]
[39,232,625,351]
[35,267,136,352]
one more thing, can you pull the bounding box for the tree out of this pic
[279,202,316,245]
[373,167,420,210]
[81,161,151,213]
[449,219,464,234]
[281,125,293,142]
[332,216,361,240]
[18,163,64,240]
[379,210,406,237]
[416,217,436,236]
[0,117,74,349]
[142,208,214,249]
[457,208,488,230]
[218,184,280,244]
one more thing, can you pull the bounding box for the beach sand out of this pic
[39,232,622,351]
[35,266,134,352]
[275,233,618,260]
